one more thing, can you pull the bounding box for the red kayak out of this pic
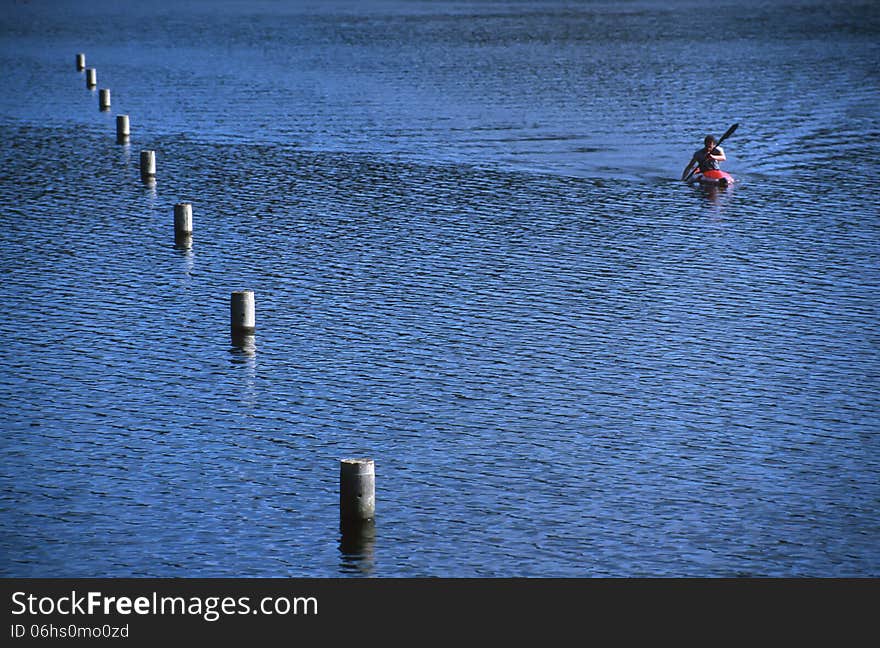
[689,169,734,186]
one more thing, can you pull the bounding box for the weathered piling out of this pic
[139,150,156,179]
[173,202,193,248]
[99,88,111,111]
[174,202,193,236]
[230,290,255,335]
[76,53,85,71]
[116,115,130,144]
[85,68,96,88]
[340,458,375,523]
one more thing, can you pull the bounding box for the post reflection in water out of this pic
[179,245,194,275]
[117,142,131,167]
[229,333,257,406]
[174,232,193,250]
[230,332,256,357]
[339,519,376,576]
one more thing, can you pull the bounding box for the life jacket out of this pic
[696,146,721,172]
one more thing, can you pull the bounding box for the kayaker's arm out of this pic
[682,156,698,181]
[707,145,726,162]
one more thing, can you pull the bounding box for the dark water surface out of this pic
[1,0,878,576]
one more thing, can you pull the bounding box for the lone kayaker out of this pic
[682,134,726,181]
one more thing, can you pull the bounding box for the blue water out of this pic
[0,0,878,577]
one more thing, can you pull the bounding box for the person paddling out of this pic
[682,134,726,181]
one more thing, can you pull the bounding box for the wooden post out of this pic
[116,115,130,144]
[139,150,155,179]
[174,202,193,248]
[99,88,111,111]
[230,290,255,335]
[174,202,193,236]
[85,68,96,88]
[76,53,85,71]
[340,458,375,522]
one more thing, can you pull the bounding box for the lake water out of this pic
[0,0,878,577]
